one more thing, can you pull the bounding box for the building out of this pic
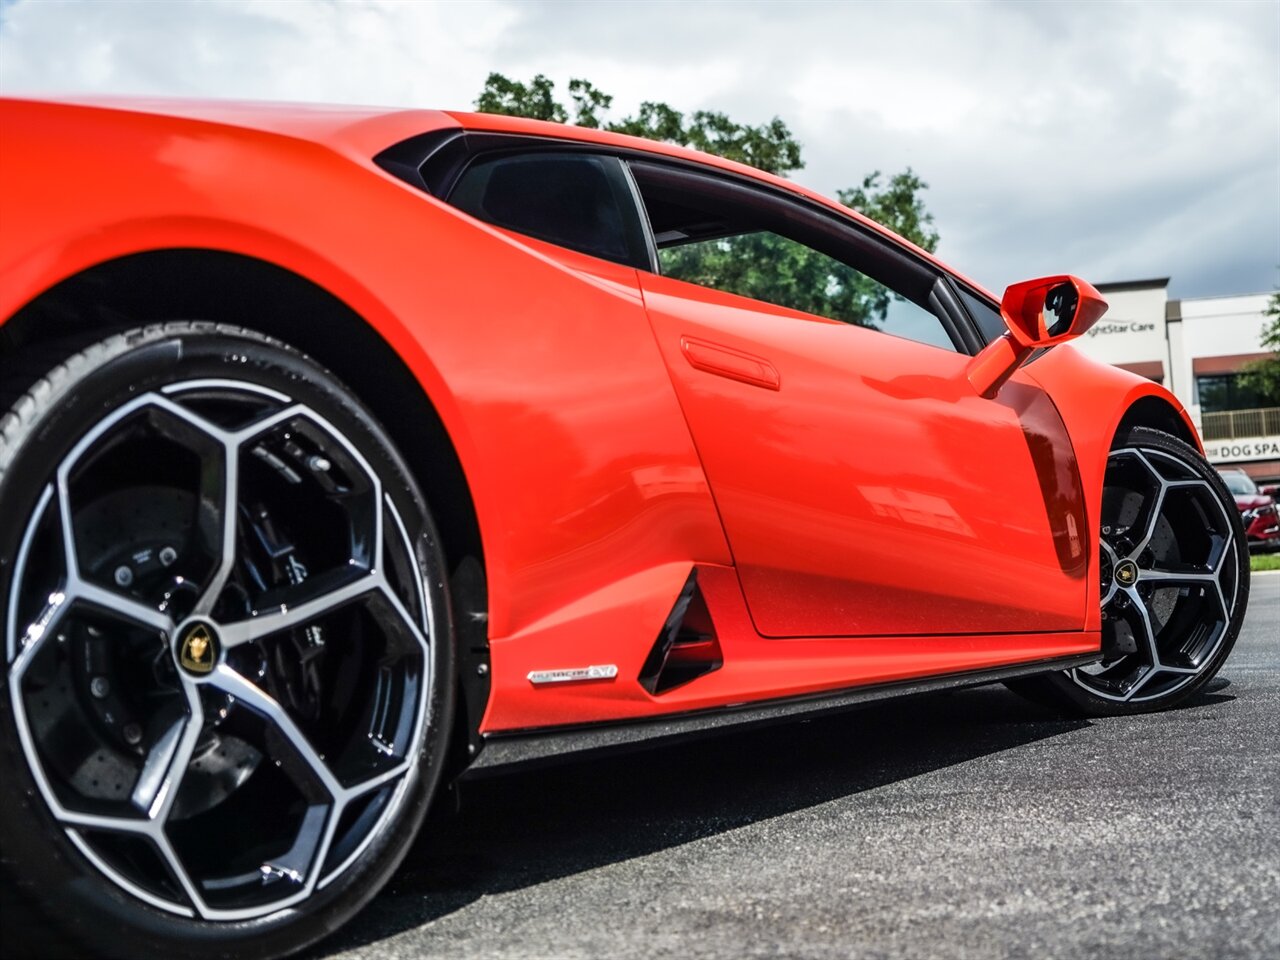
[1067,279,1279,481]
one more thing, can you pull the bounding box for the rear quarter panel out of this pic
[0,99,732,681]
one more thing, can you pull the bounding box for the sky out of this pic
[1,0,1276,300]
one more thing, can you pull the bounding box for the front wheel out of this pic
[1010,425,1249,716]
[1,324,455,958]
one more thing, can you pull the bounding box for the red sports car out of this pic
[1219,469,1280,550]
[0,98,1250,959]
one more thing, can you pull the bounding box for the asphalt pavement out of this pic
[320,573,1280,960]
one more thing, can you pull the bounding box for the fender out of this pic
[1025,344,1200,631]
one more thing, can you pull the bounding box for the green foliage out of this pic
[475,73,802,175]
[1251,551,1280,572]
[474,72,567,123]
[838,170,939,255]
[1237,289,1280,404]
[660,234,891,328]
[474,73,940,326]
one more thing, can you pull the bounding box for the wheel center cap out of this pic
[176,620,221,676]
[1114,559,1139,587]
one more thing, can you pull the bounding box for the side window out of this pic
[660,233,954,351]
[447,152,649,268]
[956,285,1008,343]
[633,162,959,352]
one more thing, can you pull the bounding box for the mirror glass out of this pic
[1044,282,1079,337]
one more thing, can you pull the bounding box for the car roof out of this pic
[2,95,998,300]
[2,94,456,160]
[444,111,992,296]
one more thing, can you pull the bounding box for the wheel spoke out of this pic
[1137,568,1217,585]
[191,442,238,619]
[1120,663,1159,700]
[72,580,172,636]
[210,665,344,800]
[54,807,155,834]
[218,572,381,649]
[9,589,71,667]
[130,717,186,817]
[1126,472,1167,560]
[145,684,206,822]
[154,830,210,916]
[1118,586,1164,694]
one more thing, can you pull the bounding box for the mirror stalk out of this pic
[965,274,1106,400]
[965,333,1034,400]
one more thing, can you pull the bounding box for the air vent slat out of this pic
[638,569,722,694]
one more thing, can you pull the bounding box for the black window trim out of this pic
[444,150,652,269]
[624,157,973,354]
[374,129,990,354]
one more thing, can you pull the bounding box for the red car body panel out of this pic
[642,273,1090,638]
[0,96,1200,736]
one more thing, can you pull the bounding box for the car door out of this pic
[628,160,1090,638]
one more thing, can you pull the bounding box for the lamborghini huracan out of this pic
[0,97,1250,958]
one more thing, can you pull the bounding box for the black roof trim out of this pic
[1094,277,1170,293]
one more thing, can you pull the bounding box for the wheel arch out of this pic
[1113,394,1200,451]
[0,248,492,763]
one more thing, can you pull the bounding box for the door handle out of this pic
[680,336,781,391]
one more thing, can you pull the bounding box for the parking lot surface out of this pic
[321,575,1280,960]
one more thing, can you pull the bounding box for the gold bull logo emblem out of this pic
[179,623,217,674]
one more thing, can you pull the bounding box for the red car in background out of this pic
[1219,469,1280,550]
[0,97,1253,959]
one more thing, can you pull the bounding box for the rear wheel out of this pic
[1010,426,1248,716]
[1,324,454,958]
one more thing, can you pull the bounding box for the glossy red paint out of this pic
[641,272,1090,640]
[1000,275,1108,347]
[0,96,1198,736]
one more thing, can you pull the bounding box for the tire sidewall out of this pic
[0,324,456,959]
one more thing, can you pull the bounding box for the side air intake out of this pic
[639,569,722,695]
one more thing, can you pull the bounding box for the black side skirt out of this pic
[462,652,1098,777]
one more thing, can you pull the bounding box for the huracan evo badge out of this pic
[527,665,619,685]
[179,623,217,674]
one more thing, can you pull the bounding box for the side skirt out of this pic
[462,652,1098,777]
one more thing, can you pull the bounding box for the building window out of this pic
[1196,373,1273,412]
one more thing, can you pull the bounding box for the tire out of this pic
[0,323,455,959]
[1008,425,1249,716]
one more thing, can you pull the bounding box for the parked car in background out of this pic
[1219,469,1280,551]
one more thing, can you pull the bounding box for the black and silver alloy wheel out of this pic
[1011,426,1249,716]
[1074,442,1242,702]
[1,324,454,959]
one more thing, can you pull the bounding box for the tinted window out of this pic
[660,232,955,350]
[448,152,648,267]
[1220,472,1257,496]
[957,286,1008,343]
[1196,373,1274,413]
[631,161,959,352]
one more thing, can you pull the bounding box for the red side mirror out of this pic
[1001,275,1108,347]
[965,275,1108,399]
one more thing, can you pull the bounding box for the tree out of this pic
[475,73,802,176]
[1237,289,1280,405]
[838,170,939,255]
[474,72,567,123]
[474,73,939,327]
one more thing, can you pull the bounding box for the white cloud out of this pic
[1,0,1276,297]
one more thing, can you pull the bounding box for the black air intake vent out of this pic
[639,569,722,695]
